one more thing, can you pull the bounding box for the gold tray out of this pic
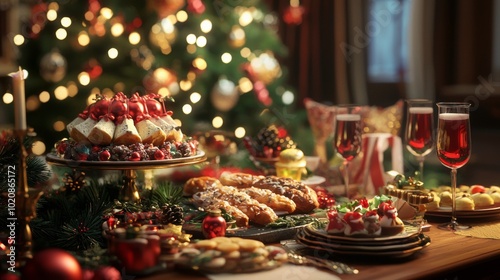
[46,151,206,170]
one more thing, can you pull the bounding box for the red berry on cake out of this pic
[154,149,165,160]
[129,152,141,161]
[99,150,111,161]
[470,185,486,194]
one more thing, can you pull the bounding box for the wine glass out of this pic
[333,105,363,197]
[404,99,434,183]
[436,102,472,231]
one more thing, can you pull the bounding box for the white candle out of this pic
[10,67,27,130]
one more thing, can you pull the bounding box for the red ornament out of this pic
[99,150,111,161]
[144,93,163,117]
[84,59,103,79]
[91,266,121,280]
[253,81,272,106]
[283,4,305,25]
[202,209,226,239]
[109,92,128,119]
[89,96,111,121]
[128,93,146,121]
[114,236,160,273]
[22,249,82,280]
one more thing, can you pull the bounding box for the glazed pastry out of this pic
[253,176,319,213]
[219,172,264,188]
[192,185,278,226]
[240,187,296,213]
[183,176,223,196]
[489,192,500,203]
[439,191,453,207]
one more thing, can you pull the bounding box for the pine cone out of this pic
[255,125,296,157]
[161,204,184,225]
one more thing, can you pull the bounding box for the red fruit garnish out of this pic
[99,150,111,161]
[359,198,369,208]
[129,152,141,161]
[154,149,165,160]
[56,141,68,154]
[470,185,485,194]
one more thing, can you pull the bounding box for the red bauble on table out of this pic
[283,5,305,25]
[91,266,121,280]
[22,249,82,280]
[202,209,226,239]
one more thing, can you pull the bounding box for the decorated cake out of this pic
[325,195,405,237]
[53,92,199,161]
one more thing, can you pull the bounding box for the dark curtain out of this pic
[266,0,339,106]
[433,0,498,127]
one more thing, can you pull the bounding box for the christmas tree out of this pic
[16,0,303,149]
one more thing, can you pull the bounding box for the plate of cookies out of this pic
[174,237,288,273]
[424,185,500,219]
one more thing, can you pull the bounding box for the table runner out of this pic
[455,222,500,239]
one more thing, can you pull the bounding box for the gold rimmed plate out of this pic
[297,230,426,252]
[295,234,431,258]
[425,205,500,219]
[303,223,422,246]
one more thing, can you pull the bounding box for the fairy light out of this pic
[39,91,51,103]
[212,116,223,128]
[78,31,90,46]
[26,96,40,111]
[53,121,66,132]
[3,93,13,104]
[234,127,246,138]
[240,47,251,58]
[111,23,124,37]
[221,53,232,64]
[186,34,196,44]
[161,18,175,33]
[190,92,201,103]
[200,19,212,33]
[192,57,207,71]
[61,17,72,27]
[180,80,193,91]
[47,9,58,21]
[12,34,24,47]
[100,7,113,19]
[67,82,79,97]
[186,45,196,54]
[239,11,253,26]
[31,141,46,155]
[129,32,141,45]
[282,90,294,104]
[238,77,253,93]
[182,104,192,114]
[176,10,188,22]
[54,86,69,100]
[196,36,207,47]
[55,28,67,40]
[108,48,118,59]
[79,72,91,85]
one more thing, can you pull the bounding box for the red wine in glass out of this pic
[437,113,471,169]
[334,114,362,161]
[406,107,434,157]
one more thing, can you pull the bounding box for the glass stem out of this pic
[344,160,350,197]
[450,168,458,229]
[417,156,425,184]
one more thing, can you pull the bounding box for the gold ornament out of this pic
[228,25,246,48]
[250,52,281,85]
[210,77,239,112]
[40,49,67,83]
[149,0,186,19]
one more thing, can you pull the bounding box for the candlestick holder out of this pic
[14,129,43,264]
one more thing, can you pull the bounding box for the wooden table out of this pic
[141,220,500,280]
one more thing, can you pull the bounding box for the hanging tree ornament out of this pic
[228,25,246,48]
[283,0,306,25]
[40,49,67,83]
[250,52,282,85]
[210,77,239,112]
[84,58,103,79]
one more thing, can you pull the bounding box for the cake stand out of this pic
[46,151,206,202]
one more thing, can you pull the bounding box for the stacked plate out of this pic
[295,223,430,259]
